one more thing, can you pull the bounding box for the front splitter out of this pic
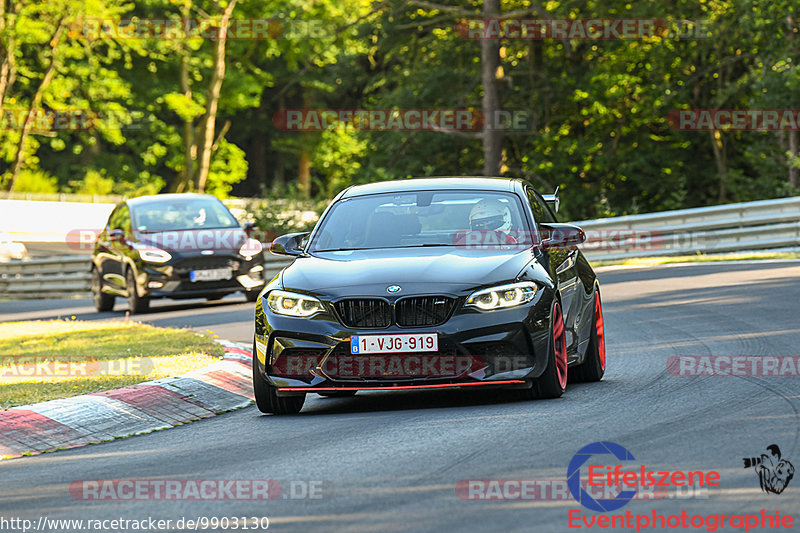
[278,379,527,392]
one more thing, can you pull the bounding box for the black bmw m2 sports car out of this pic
[252,178,605,414]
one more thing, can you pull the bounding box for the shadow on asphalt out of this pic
[0,296,251,323]
[261,382,604,417]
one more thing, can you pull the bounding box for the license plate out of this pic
[190,268,232,282]
[351,333,438,354]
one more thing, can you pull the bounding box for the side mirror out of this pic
[243,220,256,237]
[269,232,309,257]
[539,223,585,251]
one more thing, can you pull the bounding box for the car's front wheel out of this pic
[126,268,149,314]
[516,299,567,400]
[572,289,605,382]
[252,341,305,414]
[91,268,115,312]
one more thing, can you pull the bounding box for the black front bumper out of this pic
[140,254,266,299]
[254,290,554,392]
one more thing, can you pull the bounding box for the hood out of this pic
[281,247,536,298]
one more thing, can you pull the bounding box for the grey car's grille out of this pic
[334,299,392,328]
[395,296,456,327]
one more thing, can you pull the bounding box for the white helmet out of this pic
[469,199,512,232]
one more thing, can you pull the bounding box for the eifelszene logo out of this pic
[567,441,721,513]
[743,445,795,494]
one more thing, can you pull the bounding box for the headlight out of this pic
[266,289,325,317]
[133,243,172,263]
[239,238,263,259]
[466,282,538,311]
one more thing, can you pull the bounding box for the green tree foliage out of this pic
[0,0,797,220]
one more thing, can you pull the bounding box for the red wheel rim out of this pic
[552,301,567,390]
[595,291,605,371]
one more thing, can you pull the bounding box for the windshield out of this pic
[309,190,531,252]
[132,198,240,232]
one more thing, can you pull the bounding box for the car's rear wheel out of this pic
[318,391,357,398]
[252,340,305,414]
[126,268,149,314]
[572,289,605,382]
[91,268,115,312]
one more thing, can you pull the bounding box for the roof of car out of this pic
[342,177,525,198]
[126,193,221,208]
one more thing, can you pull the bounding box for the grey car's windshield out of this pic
[132,199,240,232]
[310,190,531,252]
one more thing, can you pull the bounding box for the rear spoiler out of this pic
[542,186,560,213]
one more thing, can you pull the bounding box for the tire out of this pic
[252,340,305,414]
[245,290,260,303]
[531,299,568,399]
[126,268,149,314]
[572,289,605,383]
[513,300,568,400]
[91,268,115,312]
[318,391,357,398]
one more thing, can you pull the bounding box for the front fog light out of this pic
[466,282,538,311]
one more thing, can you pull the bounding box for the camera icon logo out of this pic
[743,444,794,495]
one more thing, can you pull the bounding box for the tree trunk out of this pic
[195,0,238,193]
[787,16,798,190]
[0,1,18,116]
[8,19,64,191]
[298,149,311,198]
[175,0,194,193]
[710,130,727,203]
[481,0,502,176]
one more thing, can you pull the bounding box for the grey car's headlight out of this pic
[133,243,172,263]
[466,282,538,311]
[266,289,325,317]
[239,238,263,259]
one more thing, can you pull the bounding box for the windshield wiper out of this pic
[314,247,365,252]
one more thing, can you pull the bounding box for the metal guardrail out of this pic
[576,196,800,262]
[1,196,799,298]
[0,256,293,300]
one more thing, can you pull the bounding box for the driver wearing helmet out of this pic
[468,198,518,245]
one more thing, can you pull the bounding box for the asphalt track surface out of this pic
[1,262,800,532]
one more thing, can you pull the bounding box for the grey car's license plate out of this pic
[190,268,232,282]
